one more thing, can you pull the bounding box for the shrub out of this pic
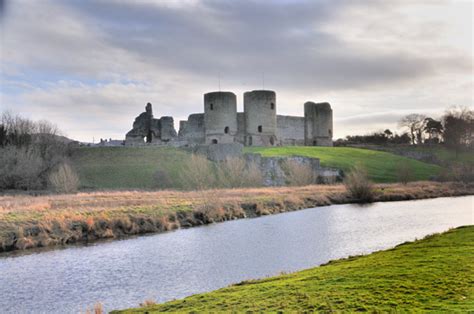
[152,169,174,189]
[178,154,216,190]
[48,162,80,193]
[0,146,44,190]
[437,163,474,183]
[282,160,315,186]
[139,299,157,307]
[243,161,264,187]
[396,161,414,184]
[344,164,374,202]
[217,157,263,188]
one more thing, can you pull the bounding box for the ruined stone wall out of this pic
[178,113,205,145]
[276,115,305,146]
[125,103,179,146]
[159,116,177,142]
[235,112,246,145]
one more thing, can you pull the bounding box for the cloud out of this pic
[0,0,472,141]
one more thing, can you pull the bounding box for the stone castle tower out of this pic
[244,90,277,146]
[204,92,237,145]
[304,102,333,146]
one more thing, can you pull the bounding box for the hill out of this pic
[70,146,442,189]
[70,147,195,189]
[245,146,441,183]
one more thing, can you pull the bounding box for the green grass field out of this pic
[245,146,442,182]
[115,226,474,313]
[407,146,474,165]
[71,147,195,189]
[71,146,442,189]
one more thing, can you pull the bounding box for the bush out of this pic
[344,164,374,202]
[0,146,44,190]
[217,157,263,188]
[437,163,474,183]
[396,161,414,184]
[282,160,315,186]
[152,169,174,189]
[178,154,216,190]
[48,162,80,193]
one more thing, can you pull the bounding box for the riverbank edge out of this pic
[113,225,474,313]
[1,182,473,253]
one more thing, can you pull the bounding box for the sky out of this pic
[0,0,472,142]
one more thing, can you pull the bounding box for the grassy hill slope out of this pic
[245,146,441,182]
[71,147,194,189]
[115,226,474,313]
[71,146,442,189]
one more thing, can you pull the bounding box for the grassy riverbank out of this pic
[115,226,474,312]
[245,146,441,182]
[0,182,472,253]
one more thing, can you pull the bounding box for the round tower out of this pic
[304,101,333,146]
[204,91,237,144]
[243,90,277,146]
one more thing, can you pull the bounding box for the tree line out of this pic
[0,112,79,191]
[336,106,473,153]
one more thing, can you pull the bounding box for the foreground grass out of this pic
[115,226,474,313]
[0,182,472,252]
[245,146,441,183]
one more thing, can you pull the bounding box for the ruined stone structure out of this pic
[125,90,333,147]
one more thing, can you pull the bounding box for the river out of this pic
[0,196,472,313]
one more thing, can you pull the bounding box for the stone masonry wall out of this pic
[276,115,305,146]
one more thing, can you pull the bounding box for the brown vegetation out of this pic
[344,164,374,202]
[282,160,315,186]
[396,161,415,185]
[48,162,80,193]
[0,182,472,253]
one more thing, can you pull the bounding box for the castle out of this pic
[125,90,333,147]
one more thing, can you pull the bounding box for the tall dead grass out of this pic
[217,158,263,188]
[282,160,315,186]
[178,154,216,190]
[344,164,375,202]
[48,162,80,193]
[396,161,414,185]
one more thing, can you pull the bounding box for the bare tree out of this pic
[0,111,72,191]
[399,114,427,145]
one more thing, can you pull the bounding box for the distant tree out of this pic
[423,117,443,143]
[442,106,474,157]
[391,132,411,144]
[384,129,393,138]
[399,114,427,145]
[0,124,6,147]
